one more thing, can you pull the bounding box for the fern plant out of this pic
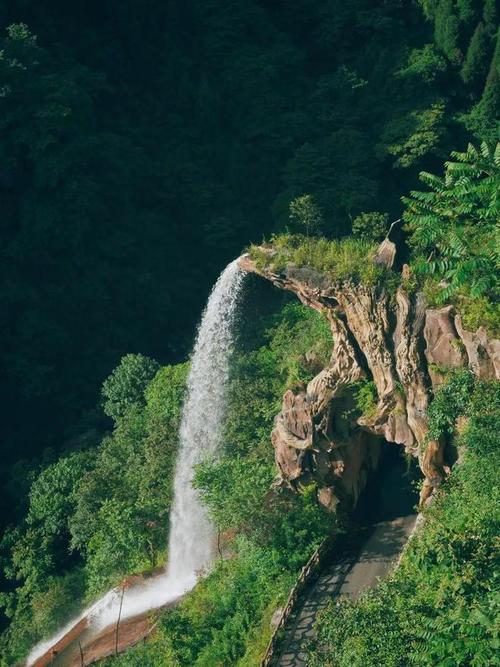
[403,142,500,305]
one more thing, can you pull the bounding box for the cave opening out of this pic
[353,440,422,526]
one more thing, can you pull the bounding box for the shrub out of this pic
[289,194,325,236]
[427,369,475,441]
[457,295,500,338]
[403,142,500,306]
[352,380,379,419]
[352,211,390,243]
[101,353,160,423]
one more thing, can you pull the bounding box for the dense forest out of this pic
[0,0,498,665]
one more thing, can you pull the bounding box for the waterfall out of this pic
[165,258,246,589]
[26,259,245,665]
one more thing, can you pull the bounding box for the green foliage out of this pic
[289,195,325,237]
[462,26,500,142]
[461,378,500,456]
[0,567,87,665]
[28,569,86,641]
[461,22,490,87]
[194,454,275,536]
[220,302,331,462]
[404,142,500,307]
[413,1,498,143]
[249,235,397,289]
[0,450,93,665]
[386,102,447,168]
[458,295,500,337]
[266,302,332,390]
[352,212,390,243]
[309,376,500,667]
[196,455,330,567]
[145,364,189,429]
[308,581,409,667]
[72,363,188,593]
[84,496,157,593]
[400,44,449,85]
[427,369,476,441]
[434,0,462,65]
[100,632,179,667]
[352,380,379,420]
[415,1,499,142]
[3,451,94,589]
[101,354,160,423]
[0,360,187,662]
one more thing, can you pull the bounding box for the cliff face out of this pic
[239,246,499,508]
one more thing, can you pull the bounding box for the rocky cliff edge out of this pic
[239,243,499,508]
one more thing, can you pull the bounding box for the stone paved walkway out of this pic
[277,514,416,667]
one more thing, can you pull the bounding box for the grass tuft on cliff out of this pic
[248,234,397,288]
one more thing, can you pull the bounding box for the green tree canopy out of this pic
[101,354,160,423]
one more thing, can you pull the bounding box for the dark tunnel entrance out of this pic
[354,440,421,525]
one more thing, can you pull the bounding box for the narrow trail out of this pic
[276,442,420,667]
[277,515,416,667]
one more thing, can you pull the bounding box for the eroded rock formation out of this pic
[239,244,499,508]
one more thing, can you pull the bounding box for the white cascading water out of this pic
[26,259,246,666]
[164,258,246,589]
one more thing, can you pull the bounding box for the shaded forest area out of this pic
[1,0,498,527]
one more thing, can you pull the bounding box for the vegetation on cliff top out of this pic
[248,235,396,288]
[249,139,500,335]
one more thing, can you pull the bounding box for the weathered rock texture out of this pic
[239,245,499,507]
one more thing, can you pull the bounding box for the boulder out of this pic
[455,315,500,379]
[424,307,467,386]
[373,238,397,269]
[318,486,340,513]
